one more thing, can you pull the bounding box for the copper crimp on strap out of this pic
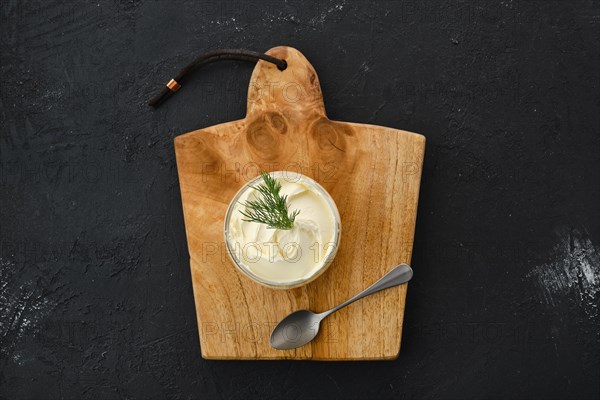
[166,79,181,92]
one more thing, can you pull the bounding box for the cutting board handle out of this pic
[246,47,327,119]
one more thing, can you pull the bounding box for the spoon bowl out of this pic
[270,264,413,350]
[269,310,323,350]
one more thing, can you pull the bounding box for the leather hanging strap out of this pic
[148,49,287,108]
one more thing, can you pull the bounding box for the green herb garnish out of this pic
[239,172,300,230]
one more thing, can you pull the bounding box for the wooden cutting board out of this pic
[175,46,425,360]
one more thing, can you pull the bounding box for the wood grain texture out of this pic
[174,46,425,360]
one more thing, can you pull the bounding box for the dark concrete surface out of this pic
[1,1,599,399]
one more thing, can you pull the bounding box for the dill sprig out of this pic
[239,172,300,230]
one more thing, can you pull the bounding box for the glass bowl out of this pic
[224,171,341,289]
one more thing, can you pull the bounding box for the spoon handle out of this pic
[321,264,413,318]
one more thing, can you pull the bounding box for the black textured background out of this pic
[1,1,599,399]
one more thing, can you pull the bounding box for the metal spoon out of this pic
[269,264,414,350]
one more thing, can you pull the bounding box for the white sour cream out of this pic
[225,172,340,287]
